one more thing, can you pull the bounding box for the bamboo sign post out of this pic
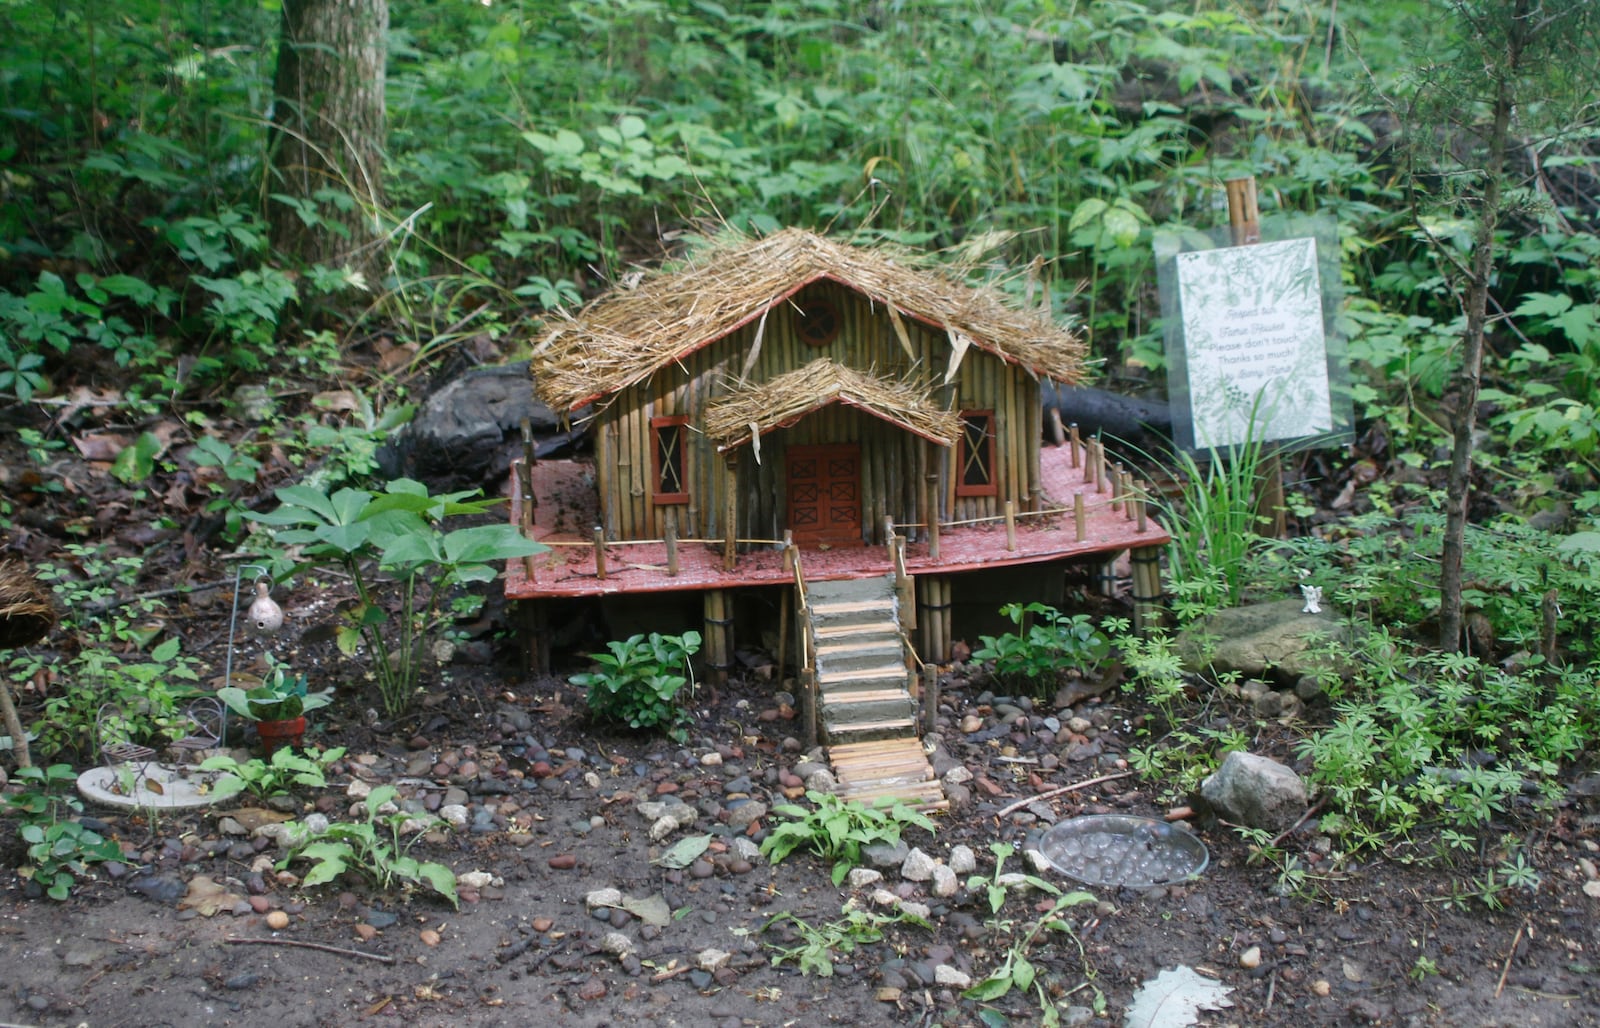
[1159,175,1343,532]
[1225,177,1286,539]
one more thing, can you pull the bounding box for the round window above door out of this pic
[794,299,841,347]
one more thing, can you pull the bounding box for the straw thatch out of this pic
[530,227,1086,413]
[703,358,960,453]
[0,559,56,649]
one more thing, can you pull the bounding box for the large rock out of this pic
[1173,599,1346,684]
[1199,751,1307,831]
[378,361,583,489]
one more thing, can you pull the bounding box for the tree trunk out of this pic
[268,0,388,277]
[1438,8,1520,652]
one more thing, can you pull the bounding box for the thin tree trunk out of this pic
[268,0,388,277]
[1439,8,1521,652]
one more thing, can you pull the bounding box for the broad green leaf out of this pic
[963,973,1016,1002]
[443,524,544,564]
[111,432,163,484]
[417,862,460,907]
[655,834,713,869]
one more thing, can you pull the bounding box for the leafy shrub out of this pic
[571,631,702,741]
[280,784,458,908]
[971,602,1110,697]
[5,765,123,900]
[202,746,346,800]
[247,479,544,716]
[760,790,935,886]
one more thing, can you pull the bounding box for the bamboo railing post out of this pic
[592,527,607,580]
[799,668,817,751]
[897,538,916,631]
[665,508,679,577]
[781,530,794,570]
[722,454,738,572]
[921,663,939,735]
[1004,500,1017,551]
[1074,493,1086,542]
[925,472,941,560]
[1047,407,1066,447]
[518,460,538,583]
[1069,423,1081,469]
[1081,431,1093,482]
[1136,480,1150,533]
[883,515,896,561]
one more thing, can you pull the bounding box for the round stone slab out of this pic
[1036,814,1209,888]
[77,764,223,812]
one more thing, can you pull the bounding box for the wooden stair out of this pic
[806,575,944,810]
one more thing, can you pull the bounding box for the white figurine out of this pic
[1300,584,1323,615]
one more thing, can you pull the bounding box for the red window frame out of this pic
[651,415,690,505]
[955,410,997,498]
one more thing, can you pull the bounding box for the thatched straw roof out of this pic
[0,559,56,649]
[704,358,960,453]
[530,227,1085,413]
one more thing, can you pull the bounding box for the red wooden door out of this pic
[787,444,861,546]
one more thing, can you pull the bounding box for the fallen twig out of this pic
[224,936,396,964]
[1269,796,1329,849]
[1494,919,1529,999]
[994,770,1135,819]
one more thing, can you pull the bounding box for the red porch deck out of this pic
[503,438,1169,600]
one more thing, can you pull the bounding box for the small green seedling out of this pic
[279,784,458,907]
[760,790,935,886]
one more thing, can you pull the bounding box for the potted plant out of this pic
[217,665,333,754]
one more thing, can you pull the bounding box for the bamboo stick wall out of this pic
[590,280,1044,545]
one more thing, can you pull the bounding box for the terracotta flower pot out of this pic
[255,716,306,755]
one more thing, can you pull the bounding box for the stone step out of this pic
[821,687,917,720]
[817,666,910,693]
[812,617,899,641]
[823,716,919,745]
[815,636,905,674]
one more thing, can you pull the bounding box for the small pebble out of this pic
[1239,945,1261,969]
[266,910,290,930]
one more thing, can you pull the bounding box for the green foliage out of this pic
[971,602,1110,697]
[762,905,929,978]
[5,765,123,901]
[280,785,458,908]
[760,790,935,887]
[246,479,544,717]
[571,631,702,741]
[216,662,333,723]
[962,843,1097,1025]
[201,746,346,800]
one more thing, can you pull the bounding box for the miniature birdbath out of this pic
[1035,814,1209,888]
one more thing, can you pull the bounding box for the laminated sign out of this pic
[1170,235,1335,449]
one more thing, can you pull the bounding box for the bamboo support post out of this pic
[665,508,679,576]
[592,527,607,580]
[777,586,791,680]
[1004,500,1017,551]
[925,472,941,561]
[1047,407,1066,446]
[520,600,549,675]
[704,590,732,685]
[897,538,916,631]
[921,663,939,735]
[1074,492,1086,541]
[1131,545,1165,634]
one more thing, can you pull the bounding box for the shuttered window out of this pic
[956,410,996,497]
[652,415,690,504]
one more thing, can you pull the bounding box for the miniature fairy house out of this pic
[529,228,1085,550]
[510,228,1165,794]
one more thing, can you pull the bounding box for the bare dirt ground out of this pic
[0,413,1597,1028]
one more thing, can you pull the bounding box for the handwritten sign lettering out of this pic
[1174,237,1333,449]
